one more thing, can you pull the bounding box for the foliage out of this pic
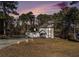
[18,12,35,33]
[37,14,52,26]
[0,1,18,35]
[53,7,79,40]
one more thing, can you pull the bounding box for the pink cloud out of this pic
[19,3,61,16]
[54,2,68,9]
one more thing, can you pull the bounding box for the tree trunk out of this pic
[2,2,6,35]
[0,19,4,35]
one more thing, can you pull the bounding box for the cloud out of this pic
[19,2,61,16]
[54,2,68,9]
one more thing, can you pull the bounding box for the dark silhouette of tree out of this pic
[70,1,78,5]
[0,1,18,35]
[54,1,79,41]
[53,5,79,40]
[61,7,79,39]
[37,14,52,26]
[18,12,35,33]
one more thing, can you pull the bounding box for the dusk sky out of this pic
[14,1,79,17]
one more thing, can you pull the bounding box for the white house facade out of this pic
[39,21,54,38]
[25,20,54,39]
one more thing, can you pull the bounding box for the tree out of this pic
[53,1,79,40]
[6,16,15,35]
[61,7,78,39]
[26,12,35,32]
[53,7,79,40]
[70,1,78,5]
[17,14,28,34]
[18,12,35,33]
[0,1,18,35]
[37,14,52,26]
[60,2,79,40]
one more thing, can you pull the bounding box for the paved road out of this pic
[0,38,27,49]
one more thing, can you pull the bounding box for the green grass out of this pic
[0,38,79,57]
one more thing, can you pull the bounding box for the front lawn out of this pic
[0,38,79,57]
